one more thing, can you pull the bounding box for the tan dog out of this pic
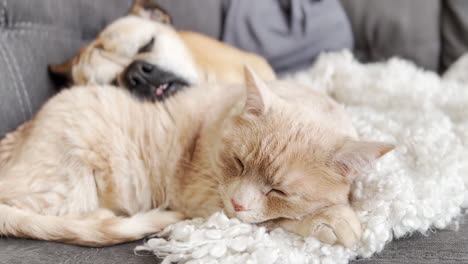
[49,0,276,101]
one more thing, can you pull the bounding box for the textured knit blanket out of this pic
[136,52,468,264]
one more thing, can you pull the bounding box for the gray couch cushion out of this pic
[340,0,441,72]
[351,217,468,264]
[441,0,468,72]
[1,219,466,264]
[158,0,223,39]
[0,0,133,137]
[0,238,158,264]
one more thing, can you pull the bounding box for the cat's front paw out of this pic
[297,205,362,248]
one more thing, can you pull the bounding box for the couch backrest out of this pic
[340,0,468,73]
[0,0,223,137]
[0,0,133,137]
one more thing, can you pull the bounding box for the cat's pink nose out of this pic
[231,199,247,212]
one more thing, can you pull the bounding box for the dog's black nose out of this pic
[122,60,189,102]
[124,60,155,89]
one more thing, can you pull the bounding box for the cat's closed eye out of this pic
[138,37,155,53]
[234,157,245,175]
[267,188,287,197]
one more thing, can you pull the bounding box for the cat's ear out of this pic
[243,65,272,116]
[130,0,172,24]
[332,140,395,182]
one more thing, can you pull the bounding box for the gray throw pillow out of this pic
[222,0,353,74]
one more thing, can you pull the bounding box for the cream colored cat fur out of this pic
[0,68,393,247]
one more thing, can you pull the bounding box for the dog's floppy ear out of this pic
[48,59,74,89]
[130,0,172,24]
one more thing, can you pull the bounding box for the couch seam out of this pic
[1,0,6,26]
[11,21,82,29]
[3,27,64,35]
[1,26,97,41]
[0,39,27,121]
[3,22,92,39]
[3,23,75,33]
[2,39,32,116]
[4,22,91,39]
[9,21,58,30]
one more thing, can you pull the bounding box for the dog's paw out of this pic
[296,205,362,248]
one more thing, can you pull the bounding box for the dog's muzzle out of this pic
[122,60,188,102]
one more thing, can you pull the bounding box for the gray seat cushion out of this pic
[351,217,468,264]
[0,239,158,264]
[1,219,466,264]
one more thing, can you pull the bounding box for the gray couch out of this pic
[1,0,467,263]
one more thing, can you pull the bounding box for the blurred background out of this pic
[0,1,467,263]
[2,0,467,137]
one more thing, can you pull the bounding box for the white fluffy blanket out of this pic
[136,52,468,264]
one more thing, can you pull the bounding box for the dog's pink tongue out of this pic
[155,84,168,96]
[156,87,164,96]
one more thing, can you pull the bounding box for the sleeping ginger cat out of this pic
[0,67,393,248]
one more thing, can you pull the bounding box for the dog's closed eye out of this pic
[138,37,155,53]
[111,78,119,86]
